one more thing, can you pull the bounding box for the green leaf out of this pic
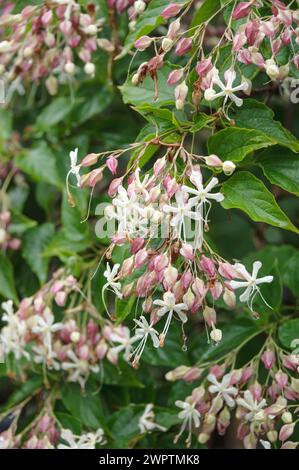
[0,253,18,302]
[191,113,215,133]
[142,326,190,367]
[258,147,299,196]
[191,316,262,364]
[122,0,187,54]
[61,383,105,430]
[115,296,136,324]
[231,99,299,152]
[191,0,224,28]
[1,375,43,411]
[8,211,37,236]
[71,87,113,125]
[36,96,74,130]
[208,128,274,162]
[279,319,299,350]
[120,64,175,108]
[55,412,82,435]
[0,109,12,147]
[22,223,55,284]
[221,171,299,233]
[102,359,144,388]
[61,192,90,242]
[15,142,61,188]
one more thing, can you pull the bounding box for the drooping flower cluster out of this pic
[0,1,105,99]
[70,138,273,367]
[132,0,299,113]
[167,343,299,449]
[0,270,139,387]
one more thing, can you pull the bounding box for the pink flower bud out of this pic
[203,306,216,326]
[55,291,67,307]
[192,277,206,297]
[41,10,53,25]
[200,255,215,277]
[142,297,153,313]
[232,2,253,20]
[78,345,89,360]
[279,423,295,442]
[183,288,195,309]
[87,168,104,187]
[210,364,225,378]
[60,19,72,36]
[163,265,178,289]
[180,244,194,261]
[167,18,181,39]
[51,280,65,294]
[120,257,134,277]
[240,367,253,384]
[275,371,288,388]
[281,28,292,45]
[106,155,118,175]
[135,35,153,51]
[180,271,193,289]
[183,367,202,382]
[38,415,52,433]
[135,249,148,268]
[204,154,223,167]
[195,58,213,77]
[8,238,21,250]
[167,69,184,86]
[154,157,166,175]
[131,237,145,254]
[218,262,237,280]
[161,3,182,20]
[108,178,122,196]
[153,254,168,272]
[0,210,10,227]
[210,282,223,300]
[261,350,275,370]
[175,37,192,56]
[245,20,260,45]
[81,153,99,167]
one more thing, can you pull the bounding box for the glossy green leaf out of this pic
[221,171,299,233]
[22,223,55,284]
[0,253,18,303]
[208,128,274,162]
[258,147,299,196]
[231,99,299,152]
[279,319,299,350]
[16,143,61,188]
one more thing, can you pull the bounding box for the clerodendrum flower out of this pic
[138,404,167,434]
[230,261,273,310]
[58,428,105,449]
[154,291,188,345]
[236,390,267,422]
[204,68,249,108]
[67,148,81,187]
[31,309,63,359]
[207,373,238,408]
[0,300,29,360]
[182,171,224,248]
[163,190,200,241]
[130,316,159,367]
[175,397,201,447]
[102,263,122,315]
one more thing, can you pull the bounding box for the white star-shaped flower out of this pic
[130,316,159,367]
[31,309,63,359]
[175,397,201,447]
[204,68,249,108]
[163,190,200,240]
[154,291,188,344]
[138,404,167,434]
[67,148,81,187]
[208,373,238,408]
[236,390,267,422]
[230,261,273,310]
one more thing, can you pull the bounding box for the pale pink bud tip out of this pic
[161,3,182,20]
[232,2,253,20]
[167,69,184,86]
[135,36,153,51]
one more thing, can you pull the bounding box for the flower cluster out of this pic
[0,270,137,388]
[71,140,273,367]
[132,0,299,113]
[0,412,105,449]
[167,343,299,449]
[0,1,105,99]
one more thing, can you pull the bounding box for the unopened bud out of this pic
[282,412,293,424]
[64,62,75,75]
[134,0,146,14]
[222,161,236,175]
[84,62,95,76]
[161,37,173,52]
[210,327,222,343]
